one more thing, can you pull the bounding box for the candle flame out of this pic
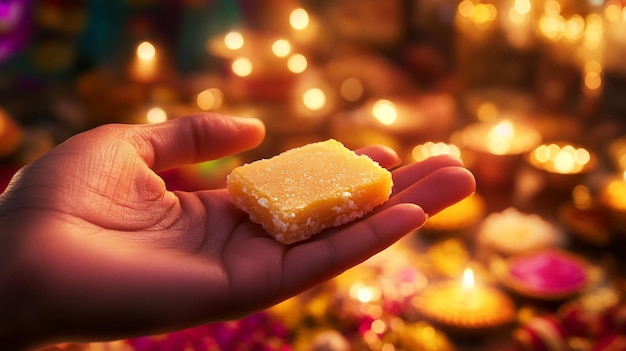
[486,120,515,154]
[302,88,326,111]
[489,120,515,139]
[372,99,397,126]
[232,57,253,77]
[136,41,156,61]
[532,143,591,174]
[350,282,381,303]
[287,53,307,73]
[271,39,291,57]
[412,142,461,162]
[224,31,244,50]
[290,8,310,30]
[462,267,475,291]
[146,107,167,124]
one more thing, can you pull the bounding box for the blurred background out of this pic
[2,0,626,350]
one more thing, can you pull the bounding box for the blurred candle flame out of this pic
[302,88,326,111]
[372,99,397,126]
[486,119,515,154]
[271,39,291,57]
[224,31,244,50]
[462,267,475,292]
[290,8,309,30]
[137,41,156,61]
[287,53,307,73]
[232,57,253,77]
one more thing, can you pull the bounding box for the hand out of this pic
[0,114,475,349]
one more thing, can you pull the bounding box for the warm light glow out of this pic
[146,107,167,124]
[554,149,575,173]
[563,15,585,41]
[224,31,244,50]
[585,72,602,91]
[601,170,626,211]
[370,319,387,334]
[509,7,528,25]
[372,99,397,126]
[136,41,156,61]
[572,185,592,209]
[457,0,497,28]
[539,15,565,41]
[287,53,307,73]
[605,1,622,21]
[458,0,474,18]
[462,267,475,292]
[462,119,540,155]
[584,60,602,93]
[339,78,364,102]
[196,88,224,111]
[302,88,326,111]
[486,120,516,155]
[271,39,291,57]
[490,120,515,139]
[350,283,381,303]
[585,60,602,75]
[412,142,461,162]
[544,0,561,16]
[470,4,497,25]
[583,14,603,50]
[532,143,592,174]
[514,0,531,14]
[232,57,253,77]
[290,8,309,30]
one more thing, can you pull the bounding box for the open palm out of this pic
[0,114,475,349]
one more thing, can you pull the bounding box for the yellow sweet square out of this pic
[227,139,393,244]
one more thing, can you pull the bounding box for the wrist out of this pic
[0,212,50,350]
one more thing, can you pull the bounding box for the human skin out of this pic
[0,113,475,349]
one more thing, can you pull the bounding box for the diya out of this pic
[413,268,516,336]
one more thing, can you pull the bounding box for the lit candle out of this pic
[462,267,475,295]
[413,267,516,334]
[411,141,461,162]
[290,69,334,121]
[458,119,541,188]
[528,142,595,175]
[130,41,158,83]
[460,119,541,156]
[289,7,319,45]
[367,95,455,139]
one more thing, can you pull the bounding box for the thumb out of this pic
[132,114,265,171]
